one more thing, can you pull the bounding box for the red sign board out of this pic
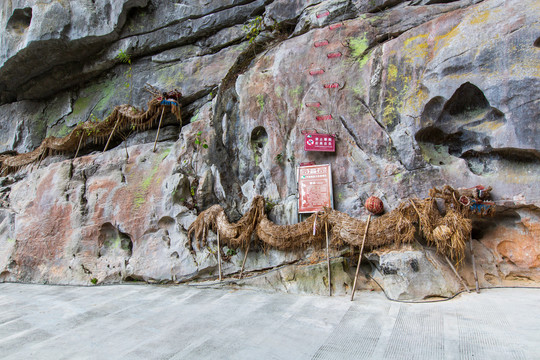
[304,133,335,152]
[297,164,333,213]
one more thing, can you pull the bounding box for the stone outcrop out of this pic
[0,0,538,299]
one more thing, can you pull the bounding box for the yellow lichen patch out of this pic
[402,34,429,64]
[432,24,461,56]
[382,93,399,126]
[406,86,429,115]
[465,121,504,133]
[510,63,540,78]
[387,64,398,82]
[403,33,428,48]
[469,10,490,25]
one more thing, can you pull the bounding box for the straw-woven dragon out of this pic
[0,86,182,174]
[188,186,494,265]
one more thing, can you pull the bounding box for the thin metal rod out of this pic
[103,117,121,152]
[124,139,129,161]
[325,220,331,296]
[351,214,371,301]
[470,238,479,293]
[239,208,258,279]
[73,133,85,160]
[445,256,470,293]
[35,149,46,170]
[217,231,222,282]
[153,107,165,152]
[239,242,250,279]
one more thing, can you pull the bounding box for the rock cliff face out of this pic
[0,0,538,298]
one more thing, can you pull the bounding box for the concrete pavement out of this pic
[0,283,538,359]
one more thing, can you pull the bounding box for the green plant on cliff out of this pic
[243,16,263,44]
[116,49,133,104]
[265,197,277,214]
[194,131,209,149]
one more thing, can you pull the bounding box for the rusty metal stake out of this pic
[153,107,165,152]
[239,208,257,279]
[470,238,480,293]
[325,220,331,296]
[103,117,121,152]
[217,231,222,282]
[73,133,85,160]
[35,149,47,170]
[351,214,371,301]
[239,242,250,280]
[445,256,470,293]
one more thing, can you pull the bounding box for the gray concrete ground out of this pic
[0,283,538,360]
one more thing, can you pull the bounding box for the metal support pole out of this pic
[325,220,331,296]
[445,256,470,293]
[217,231,222,281]
[153,107,165,152]
[351,214,371,301]
[470,238,479,293]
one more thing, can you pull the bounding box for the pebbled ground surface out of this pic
[0,284,538,359]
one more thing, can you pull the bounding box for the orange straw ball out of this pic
[365,196,384,214]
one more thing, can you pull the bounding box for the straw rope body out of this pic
[0,94,181,174]
[188,186,481,266]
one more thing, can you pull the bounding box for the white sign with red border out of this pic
[297,164,333,213]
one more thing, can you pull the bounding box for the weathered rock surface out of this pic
[0,0,538,298]
[367,247,461,300]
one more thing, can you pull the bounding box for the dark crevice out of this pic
[339,115,365,152]
[438,82,489,118]
[98,222,133,257]
[0,0,147,105]
[420,96,446,123]
[368,0,406,14]
[409,0,460,5]
[6,7,32,33]
[461,148,540,176]
[462,148,540,164]
[209,18,296,214]
[121,0,262,39]
[373,31,406,45]
[116,4,269,73]
[79,170,89,218]
[535,37,540,48]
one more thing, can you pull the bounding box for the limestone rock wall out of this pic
[0,0,538,297]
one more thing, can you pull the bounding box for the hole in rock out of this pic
[535,37,540,48]
[471,210,521,240]
[438,82,489,119]
[461,148,540,175]
[250,126,268,165]
[98,223,133,257]
[0,271,10,281]
[250,126,268,148]
[416,83,508,164]
[415,126,446,144]
[6,8,32,34]
[420,96,446,123]
[158,216,175,230]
